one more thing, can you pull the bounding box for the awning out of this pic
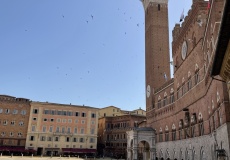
[62,148,96,153]
[0,146,36,152]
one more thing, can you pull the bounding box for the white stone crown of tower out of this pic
[140,0,168,10]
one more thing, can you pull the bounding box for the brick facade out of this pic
[144,0,230,159]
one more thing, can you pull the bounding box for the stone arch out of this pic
[200,146,205,160]
[195,64,199,72]
[217,91,220,104]
[165,125,169,132]
[158,95,161,101]
[182,77,185,84]
[198,112,203,122]
[172,124,176,130]
[188,71,191,78]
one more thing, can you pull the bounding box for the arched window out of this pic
[194,64,200,85]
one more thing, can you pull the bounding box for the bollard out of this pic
[21,153,23,158]
[11,153,13,158]
[68,155,70,159]
[0,153,2,157]
[32,154,33,158]
[59,155,61,159]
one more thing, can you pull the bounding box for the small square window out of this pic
[50,118,54,122]
[33,117,37,121]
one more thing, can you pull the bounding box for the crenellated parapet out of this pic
[140,0,168,10]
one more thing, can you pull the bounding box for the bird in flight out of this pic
[91,15,93,19]
[86,21,88,23]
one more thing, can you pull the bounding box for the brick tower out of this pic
[142,0,170,111]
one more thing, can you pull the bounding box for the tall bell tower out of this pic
[141,0,170,111]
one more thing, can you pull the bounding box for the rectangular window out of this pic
[56,127,60,133]
[66,137,70,142]
[33,109,38,114]
[163,97,167,106]
[44,110,50,114]
[42,126,46,132]
[165,133,169,141]
[159,134,163,142]
[62,111,67,116]
[195,72,199,85]
[67,127,71,133]
[81,128,84,134]
[62,127,65,133]
[57,111,62,115]
[91,128,95,134]
[90,138,94,143]
[55,137,59,141]
[67,111,73,116]
[80,138,84,143]
[47,137,52,141]
[179,130,182,140]
[82,112,86,117]
[40,136,46,141]
[51,110,56,115]
[191,126,195,137]
[73,138,77,142]
[74,128,77,134]
[170,94,175,103]
[75,112,79,116]
[30,136,35,141]
[32,125,36,132]
[91,113,96,118]
[49,126,53,132]
[157,101,161,109]
[188,78,192,90]
[172,131,176,141]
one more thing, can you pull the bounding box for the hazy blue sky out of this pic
[0,0,192,110]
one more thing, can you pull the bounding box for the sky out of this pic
[0,0,192,111]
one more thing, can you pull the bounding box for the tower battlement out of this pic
[140,0,168,10]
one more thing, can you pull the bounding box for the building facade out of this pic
[0,95,31,154]
[25,102,98,156]
[141,0,230,159]
[98,106,146,118]
[98,114,146,158]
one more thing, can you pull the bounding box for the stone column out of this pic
[143,149,148,160]
[150,148,156,160]
[127,148,132,160]
[133,147,138,160]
